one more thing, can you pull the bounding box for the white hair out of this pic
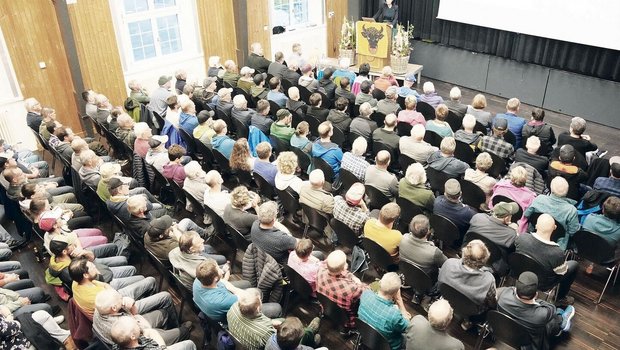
[133,122,150,138]
[233,94,247,109]
[423,82,435,94]
[449,86,461,100]
[24,97,39,111]
[288,87,300,100]
[411,124,426,139]
[462,114,476,129]
[526,136,541,150]
[95,289,122,314]
[309,169,325,186]
[208,56,221,67]
[184,161,204,179]
[359,102,373,117]
[405,163,426,186]
[386,86,398,99]
[550,177,569,197]
[352,137,368,156]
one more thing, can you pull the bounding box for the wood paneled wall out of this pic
[197,0,239,66]
[67,0,127,107]
[246,0,272,60]
[326,0,348,58]
[0,1,81,132]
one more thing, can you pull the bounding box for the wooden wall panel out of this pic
[0,1,81,132]
[246,0,271,60]
[197,0,239,66]
[67,0,127,107]
[326,0,348,58]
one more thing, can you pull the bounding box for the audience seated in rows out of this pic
[333,183,370,234]
[350,102,378,141]
[312,122,343,177]
[372,113,400,150]
[365,150,399,200]
[399,124,437,165]
[434,179,476,238]
[341,137,370,181]
[427,137,469,177]
[364,203,402,262]
[397,95,425,126]
[399,163,435,213]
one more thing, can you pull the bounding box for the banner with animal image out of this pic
[356,21,390,58]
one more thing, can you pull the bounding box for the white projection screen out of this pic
[437,0,620,51]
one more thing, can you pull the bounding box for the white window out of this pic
[0,27,21,103]
[111,0,201,73]
[271,0,324,29]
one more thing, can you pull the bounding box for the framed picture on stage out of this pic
[356,21,390,58]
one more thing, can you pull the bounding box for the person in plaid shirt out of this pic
[333,182,370,234]
[478,118,515,161]
[316,250,366,330]
[340,137,370,181]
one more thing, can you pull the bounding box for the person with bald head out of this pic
[365,150,399,200]
[406,299,464,350]
[372,113,400,150]
[524,177,579,250]
[300,169,335,224]
[516,213,578,307]
[316,250,366,331]
[110,316,196,350]
[514,135,549,175]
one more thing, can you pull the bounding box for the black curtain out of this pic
[361,0,620,82]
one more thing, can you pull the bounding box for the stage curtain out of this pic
[360,0,620,82]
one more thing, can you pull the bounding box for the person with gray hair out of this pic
[365,150,399,200]
[397,95,425,126]
[358,272,411,350]
[298,63,321,92]
[247,42,271,74]
[268,51,288,79]
[341,137,371,181]
[399,163,435,213]
[445,86,467,117]
[557,116,602,160]
[350,102,378,141]
[464,152,496,202]
[433,178,476,238]
[406,299,464,350]
[399,124,438,165]
[128,79,150,104]
[300,169,335,215]
[25,97,43,131]
[283,59,301,87]
[231,94,254,126]
[376,86,401,116]
[109,315,196,350]
[427,137,470,177]
[454,113,482,146]
[332,57,356,85]
[147,75,174,117]
[419,81,444,108]
[514,135,549,175]
[250,201,298,264]
[285,86,306,115]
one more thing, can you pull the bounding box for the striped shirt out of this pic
[227,303,275,350]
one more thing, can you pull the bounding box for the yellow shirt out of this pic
[72,280,108,316]
[363,218,402,258]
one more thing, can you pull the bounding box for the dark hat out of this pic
[147,215,173,237]
[515,271,538,299]
[493,202,519,218]
[493,117,508,131]
[158,75,172,86]
[107,177,124,192]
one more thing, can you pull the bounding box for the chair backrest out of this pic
[152,112,166,134]
[329,217,359,250]
[492,195,523,223]
[398,154,416,172]
[507,252,546,279]
[487,151,507,179]
[283,264,313,302]
[203,203,227,238]
[459,179,486,211]
[212,148,232,174]
[505,129,517,147]
[235,169,254,188]
[446,110,463,132]
[168,178,187,210]
[215,109,234,135]
[361,237,394,272]
[353,104,361,118]
[372,88,386,101]
[423,129,443,148]
[226,223,250,253]
[253,171,276,199]
[425,167,455,194]
[454,140,475,165]
[364,184,392,211]
[348,131,368,150]
[473,121,487,134]
[277,188,300,216]
[195,140,215,170]
[399,259,434,295]
[312,156,335,184]
[317,293,348,325]
[268,100,283,118]
[232,88,255,108]
[287,108,304,129]
[331,126,346,148]
[301,203,329,232]
[231,117,249,139]
[355,318,392,350]
[396,197,424,233]
[280,79,294,96]
[416,101,435,121]
[487,310,533,349]
[338,168,360,194]
[429,214,460,247]
[305,114,322,138]
[572,230,615,264]
[370,111,386,128]
[297,85,312,104]
[317,91,331,109]
[439,283,482,318]
[396,121,412,137]
[178,127,197,156]
[184,190,207,223]
[396,96,406,110]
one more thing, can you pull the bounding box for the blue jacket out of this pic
[494,112,526,148]
[312,140,343,177]
[248,126,269,157]
[212,135,235,159]
[179,112,199,134]
[161,120,185,149]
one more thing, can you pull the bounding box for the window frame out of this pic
[0,27,21,104]
[270,0,324,30]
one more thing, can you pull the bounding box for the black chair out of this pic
[253,172,276,199]
[353,104,361,118]
[317,91,331,109]
[329,217,360,251]
[348,131,368,150]
[370,111,386,128]
[474,121,487,134]
[371,141,399,172]
[280,79,294,96]
[282,264,314,313]
[287,108,304,129]
[338,168,360,194]
[235,169,255,189]
[462,231,504,270]
[30,129,55,170]
[178,127,198,160]
[423,130,443,148]
[331,126,346,148]
[572,230,619,303]
[297,85,312,104]
[492,195,523,224]
[398,154,416,173]
[226,223,250,270]
[305,114,322,138]
[439,283,487,342]
[487,152,507,179]
[195,140,216,170]
[317,293,348,332]
[212,148,232,175]
[396,96,406,111]
[354,318,391,350]
[231,118,249,139]
[396,121,412,137]
[425,167,455,194]
[203,203,227,240]
[416,101,435,121]
[312,157,335,184]
[184,190,207,224]
[396,197,424,233]
[430,214,460,248]
[365,184,392,211]
[277,188,301,223]
[268,100,283,118]
[485,310,534,349]
[399,259,434,300]
[232,88,255,108]
[505,129,517,147]
[152,112,166,134]
[459,179,487,211]
[372,88,386,101]
[168,178,187,213]
[507,252,559,301]
[362,237,394,273]
[300,203,329,238]
[148,164,171,201]
[144,249,173,291]
[215,109,235,136]
[446,110,463,132]
[454,140,475,165]
[291,147,312,177]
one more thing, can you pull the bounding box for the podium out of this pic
[356,20,391,71]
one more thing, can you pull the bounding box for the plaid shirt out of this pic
[479,135,514,160]
[341,152,370,181]
[316,261,367,327]
[333,196,370,233]
[358,290,410,350]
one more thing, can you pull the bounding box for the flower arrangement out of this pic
[339,17,355,50]
[392,23,415,57]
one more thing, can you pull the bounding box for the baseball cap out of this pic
[217,87,233,98]
[107,177,124,192]
[39,209,63,232]
[240,66,255,75]
[444,179,461,196]
[515,271,538,299]
[493,202,519,218]
[147,215,173,238]
[158,75,172,86]
[405,73,417,82]
[345,183,365,206]
[493,117,508,131]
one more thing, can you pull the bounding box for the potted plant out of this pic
[391,23,414,74]
[339,17,355,65]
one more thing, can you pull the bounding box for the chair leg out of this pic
[474,323,489,350]
[178,299,185,324]
[613,264,620,286]
[597,266,617,304]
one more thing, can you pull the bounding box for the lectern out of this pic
[356,20,392,70]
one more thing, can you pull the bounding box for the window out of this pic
[0,28,20,103]
[111,0,200,72]
[271,0,324,29]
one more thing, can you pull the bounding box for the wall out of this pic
[325,0,348,58]
[247,0,272,60]
[410,40,620,129]
[198,0,240,66]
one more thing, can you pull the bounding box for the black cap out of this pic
[515,271,538,299]
[147,215,173,237]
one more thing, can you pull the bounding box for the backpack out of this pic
[217,330,235,350]
[577,189,611,224]
[349,245,368,273]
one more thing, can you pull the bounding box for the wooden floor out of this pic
[6,78,620,350]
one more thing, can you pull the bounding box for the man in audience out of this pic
[479,117,515,161]
[341,137,370,181]
[399,124,437,165]
[169,231,226,288]
[434,179,476,239]
[365,150,398,199]
[333,182,370,234]
[287,239,322,295]
[358,272,411,350]
[594,161,620,196]
[251,74,269,101]
[77,150,103,188]
[106,178,165,221]
[268,52,288,79]
[203,170,229,216]
[376,86,401,116]
[516,214,578,306]
[83,90,97,118]
[298,64,320,92]
[270,109,295,142]
[327,97,351,132]
[372,113,400,150]
[398,74,420,99]
[211,120,235,159]
[247,42,271,74]
[335,78,355,107]
[319,68,337,100]
[355,80,377,107]
[115,114,137,147]
[445,86,468,117]
[222,60,240,87]
[522,108,556,157]
[312,121,343,177]
[286,87,306,115]
[126,194,179,237]
[364,203,402,263]
[267,77,288,107]
[216,87,234,117]
[253,142,277,185]
[316,250,366,332]
[406,299,464,350]
[514,136,549,176]
[25,97,43,131]
[251,99,273,134]
[548,144,588,200]
[145,135,170,172]
[332,58,356,83]
[438,240,496,329]
[466,202,518,275]
[454,114,481,147]
[306,93,329,122]
[557,116,600,159]
[582,196,620,258]
[283,61,301,86]
[128,80,150,104]
[231,94,254,126]
[524,177,579,250]
[53,127,78,161]
[93,288,191,347]
[178,99,199,134]
[264,316,323,350]
[162,144,186,187]
[427,137,470,177]
[300,169,335,222]
[495,97,526,148]
[109,316,196,350]
[350,102,378,142]
[4,167,73,203]
[497,271,575,349]
[418,82,444,108]
[251,201,297,264]
[193,110,216,145]
[144,215,215,261]
[95,94,112,126]
[148,75,174,117]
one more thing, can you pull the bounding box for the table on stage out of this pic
[320,57,423,86]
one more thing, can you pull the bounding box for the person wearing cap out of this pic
[312,121,344,177]
[478,117,515,161]
[372,113,400,151]
[365,150,399,200]
[247,42,271,74]
[251,74,269,100]
[397,95,425,127]
[237,66,256,93]
[267,77,288,108]
[334,77,355,107]
[341,137,371,182]
[285,87,306,115]
[319,68,337,100]
[355,80,378,107]
[493,97,526,148]
[193,77,219,113]
[398,73,421,99]
[270,109,295,142]
[497,271,575,348]
[298,63,320,92]
[231,94,255,127]
[593,160,620,196]
[548,144,589,201]
[399,163,435,213]
[148,75,174,117]
[169,231,227,289]
[145,135,170,173]
[364,203,403,263]
[145,214,220,261]
[96,162,139,202]
[223,60,240,88]
[216,87,234,118]
[376,86,401,116]
[427,137,469,177]
[106,177,165,222]
[333,182,370,234]
[178,98,199,134]
[326,97,351,132]
[406,299,464,350]
[433,178,477,239]
[465,202,519,275]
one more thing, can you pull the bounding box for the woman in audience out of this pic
[522,108,556,157]
[397,95,426,126]
[490,166,537,232]
[454,114,483,148]
[290,122,312,155]
[132,122,152,158]
[352,63,372,95]
[162,144,187,187]
[374,66,399,92]
[287,239,321,294]
[399,163,435,213]
[229,138,255,173]
[464,152,497,207]
[164,95,181,128]
[425,104,454,138]
[466,94,492,128]
[183,161,208,201]
[341,137,370,181]
[418,82,445,108]
[275,152,304,194]
[223,185,260,238]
